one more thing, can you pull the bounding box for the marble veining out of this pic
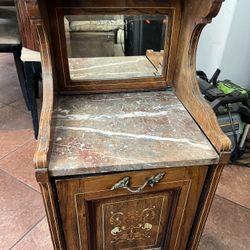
[49,90,219,176]
[56,126,212,150]
[56,106,186,121]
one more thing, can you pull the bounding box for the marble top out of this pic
[49,90,219,176]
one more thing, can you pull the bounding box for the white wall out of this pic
[197,0,250,89]
[219,0,250,88]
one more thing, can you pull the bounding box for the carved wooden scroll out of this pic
[24,0,54,171]
[174,0,231,153]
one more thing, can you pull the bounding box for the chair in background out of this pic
[21,47,41,139]
[0,5,30,109]
[1,1,42,139]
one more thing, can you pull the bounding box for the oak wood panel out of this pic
[55,166,208,250]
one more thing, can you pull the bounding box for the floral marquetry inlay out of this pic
[100,195,170,249]
[110,206,156,242]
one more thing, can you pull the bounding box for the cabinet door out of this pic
[55,166,208,250]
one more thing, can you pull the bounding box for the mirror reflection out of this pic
[64,15,168,81]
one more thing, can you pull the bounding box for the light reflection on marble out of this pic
[49,90,219,176]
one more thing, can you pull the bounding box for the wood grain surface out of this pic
[56,166,208,250]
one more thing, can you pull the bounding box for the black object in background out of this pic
[124,16,166,56]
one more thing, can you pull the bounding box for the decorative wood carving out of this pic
[32,21,54,170]
[108,200,162,246]
[109,207,156,241]
[22,0,54,170]
[173,0,231,153]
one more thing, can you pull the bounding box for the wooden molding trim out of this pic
[25,1,55,169]
[174,0,231,153]
[33,20,54,169]
[39,182,65,249]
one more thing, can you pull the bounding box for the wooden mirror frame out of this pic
[44,1,182,93]
[56,8,175,92]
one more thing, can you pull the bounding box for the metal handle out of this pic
[111,172,165,193]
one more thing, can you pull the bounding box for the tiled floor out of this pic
[0,54,53,250]
[0,53,249,249]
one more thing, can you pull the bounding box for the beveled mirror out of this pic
[53,6,179,92]
[64,15,168,81]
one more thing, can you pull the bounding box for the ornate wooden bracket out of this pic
[174,0,231,154]
[23,0,55,170]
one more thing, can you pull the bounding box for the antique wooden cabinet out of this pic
[18,0,231,249]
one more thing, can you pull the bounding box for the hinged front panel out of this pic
[95,194,170,249]
[83,190,176,250]
[55,166,208,250]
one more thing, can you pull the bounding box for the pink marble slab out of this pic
[48,90,219,176]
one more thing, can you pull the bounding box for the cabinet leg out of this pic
[24,62,39,139]
[187,153,231,249]
[39,182,65,250]
[12,45,30,110]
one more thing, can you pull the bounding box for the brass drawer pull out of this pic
[111,172,165,193]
